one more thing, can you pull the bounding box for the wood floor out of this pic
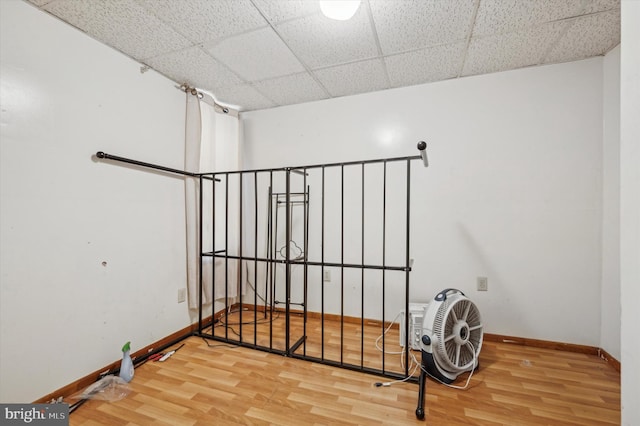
[208,309,414,377]
[69,315,620,425]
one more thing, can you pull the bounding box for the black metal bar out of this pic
[273,184,279,321]
[276,200,307,205]
[272,192,308,196]
[266,184,272,319]
[416,364,427,420]
[321,166,326,361]
[239,172,243,343]
[303,177,309,356]
[291,169,309,176]
[211,174,216,338]
[224,176,229,340]
[204,254,410,272]
[197,332,287,356]
[96,151,220,181]
[285,168,291,355]
[268,172,274,350]
[382,161,387,374]
[203,154,421,175]
[198,176,204,332]
[274,300,305,307]
[289,353,418,383]
[340,164,344,365]
[97,150,424,177]
[360,163,365,369]
[254,172,261,337]
[290,335,307,354]
[404,159,411,376]
[96,151,199,176]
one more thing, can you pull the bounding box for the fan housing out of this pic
[419,288,483,383]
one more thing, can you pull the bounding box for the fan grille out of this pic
[434,296,483,374]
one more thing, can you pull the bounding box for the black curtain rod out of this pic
[96,142,428,179]
[96,151,220,181]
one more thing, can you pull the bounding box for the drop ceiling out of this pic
[27,0,621,112]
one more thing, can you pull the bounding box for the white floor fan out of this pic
[415,288,483,420]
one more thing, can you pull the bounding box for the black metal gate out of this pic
[197,144,429,381]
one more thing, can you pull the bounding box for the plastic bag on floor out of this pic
[70,375,131,401]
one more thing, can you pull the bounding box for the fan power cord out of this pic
[374,342,422,388]
[418,342,478,390]
[374,361,421,387]
[374,311,405,355]
[372,311,425,388]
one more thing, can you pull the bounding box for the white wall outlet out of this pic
[323,269,331,282]
[477,277,488,291]
[177,288,186,303]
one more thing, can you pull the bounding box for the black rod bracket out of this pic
[417,141,429,167]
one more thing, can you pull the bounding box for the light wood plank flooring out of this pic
[69,315,620,425]
[209,309,412,376]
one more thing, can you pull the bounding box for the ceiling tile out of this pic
[144,46,242,91]
[473,0,586,37]
[369,0,476,55]
[252,0,320,24]
[313,59,388,98]
[213,84,275,111]
[544,10,621,64]
[275,6,378,69]
[136,0,267,45]
[206,27,305,82]
[43,0,192,60]
[463,21,567,77]
[26,0,53,6]
[583,0,620,14]
[385,42,466,88]
[253,73,329,107]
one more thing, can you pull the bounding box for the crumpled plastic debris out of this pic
[70,375,131,401]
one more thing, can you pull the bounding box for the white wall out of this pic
[601,45,621,361]
[620,1,640,424]
[0,0,190,402]
[241,58,605,347]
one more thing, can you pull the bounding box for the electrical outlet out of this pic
[177,288,186,303]
[477,277,488,291]
[323,270,331,282]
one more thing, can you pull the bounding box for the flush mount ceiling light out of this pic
[319,0,361,20]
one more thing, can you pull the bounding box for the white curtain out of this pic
[185,94,241,310]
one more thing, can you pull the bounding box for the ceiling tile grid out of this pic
[471,0,587,37]
[385,42,467,88]
[463,21,569,77]
[28,0,621,112]
[369,0,477,54]
[313,58,389,97]
[583,0,622,14]
[213,83,275,111]
[252,0,319,24]
[136,0,268,46]
[143,46,242,91]
[544,9,621,64]
[206,27,305,82]
[252,72,329,106]
[43,0,192,61]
